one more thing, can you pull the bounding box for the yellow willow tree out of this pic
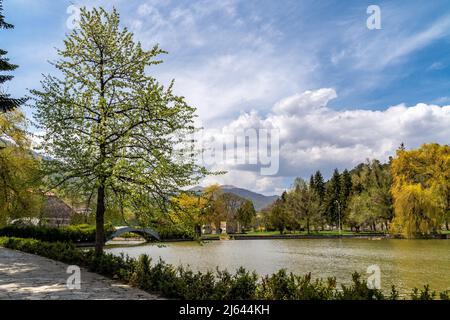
[171,184,225,235]
[391,143,450,237]
[0,110,42,225]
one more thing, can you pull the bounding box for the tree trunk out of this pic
[195,224,202,237]
[95,185,105,255]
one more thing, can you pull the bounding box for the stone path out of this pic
[0,247,162,300]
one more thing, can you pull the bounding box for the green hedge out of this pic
[156,224,196,241]
[0,236,449,300]
[0,224,114,243]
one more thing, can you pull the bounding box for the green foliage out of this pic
[156,224,196,240]
[391,144,449,237]
[236,200,256,230]
[336,272,384,300]
[256,270,337,300]
[340,169,353,212]
[266,192,292,234]
[0,0,25,112]
[312,170,326,201]
[0,236,447,300]
[410,285,436,300]
[324,169,342,227]
[32,7,208,252]
[0,224,114,243]
[288,178,321,233]
[0,237,83,264]
[349,160,393,232]
[0,111,43,226]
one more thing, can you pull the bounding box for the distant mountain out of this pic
[190,185,278,211]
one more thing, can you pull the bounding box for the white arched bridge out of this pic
[107,226,160,242]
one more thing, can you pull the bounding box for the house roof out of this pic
[41,194,75,220]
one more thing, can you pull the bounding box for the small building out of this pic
[40,193,76,227]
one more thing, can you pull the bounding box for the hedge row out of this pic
[0,224,194,242]
[0,237,448,300]
[0,224,115,243]
[156,224,196,240]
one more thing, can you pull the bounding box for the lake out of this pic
[106,238,450,294]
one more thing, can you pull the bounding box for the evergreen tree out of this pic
[313,170,326,201]
[325,169,341,228]
[309,174,315,190]
[311,170,326,229]
[0,0,25,112]
[340,169,353,212]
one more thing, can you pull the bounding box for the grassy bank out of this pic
[203,230,449,240]
[1,236,449,300]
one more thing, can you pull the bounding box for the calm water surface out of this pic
[106,239,450,293]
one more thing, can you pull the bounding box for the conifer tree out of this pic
[340,169,353,212]
[0,0,25,112]
[325,169,341,228]
[313,170,325,201]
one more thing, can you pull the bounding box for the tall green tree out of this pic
[313,170,325,201]
[268,191,292,234]
[311,170,326,229]
[324,169,341,229]
[288,177,320,233]
[350,160,393,231]
[33,8,207,254]
[236,199,256,232]
[340,169,352,209]
[0,0,25,112]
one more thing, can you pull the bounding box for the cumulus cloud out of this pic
[273,88,337,116]
[201,88,450,194]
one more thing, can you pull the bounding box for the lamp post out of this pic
[335,200,341,236]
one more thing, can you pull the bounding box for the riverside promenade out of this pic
[0,247,161,300]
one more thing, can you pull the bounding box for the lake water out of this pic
[105,239,450,294]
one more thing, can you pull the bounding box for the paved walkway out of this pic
[0,247,162,300]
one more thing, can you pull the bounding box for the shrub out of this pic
[256,270,337,300]
[156,224,196,240]
[336,272,385,300]
[411,285,436,300]
[0,224,114,243]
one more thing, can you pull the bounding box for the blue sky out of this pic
[2,0,450,194]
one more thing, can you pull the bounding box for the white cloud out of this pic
[336,11,450,71]
[201,88,450,194]
[120,0,318,125]
[273,88,337,116]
